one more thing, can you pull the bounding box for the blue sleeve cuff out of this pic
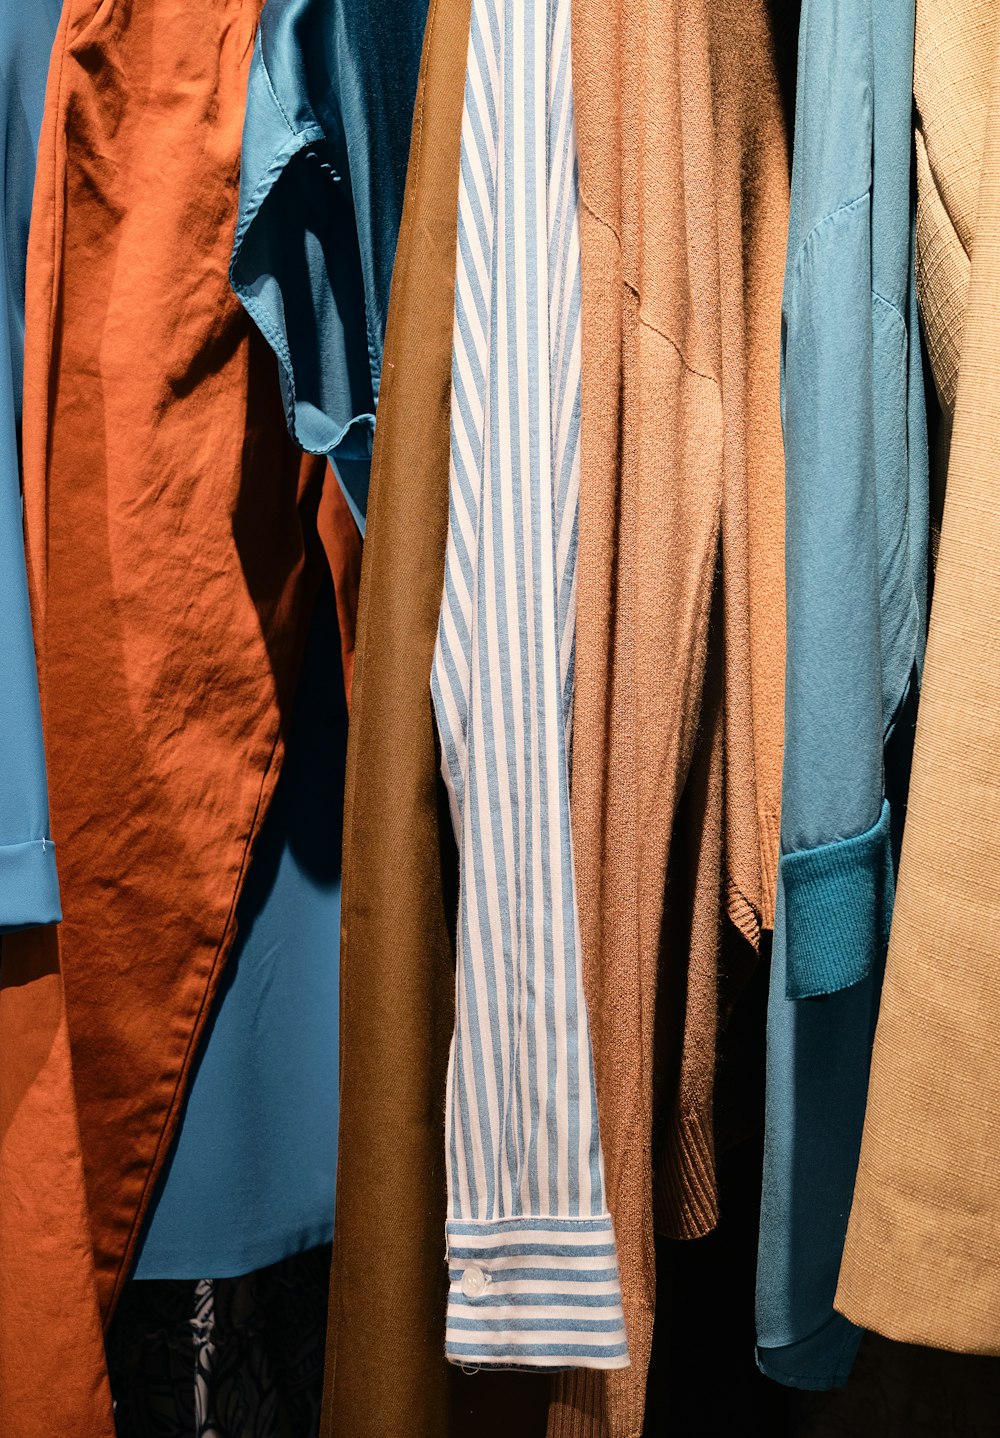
[756,1309,862,1391]
[445,1216,630,1371]
[0,838,61,931]
[780,799,894,999]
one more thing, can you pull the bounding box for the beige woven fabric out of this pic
[913,0,996,417]
[836,0,1000,1354]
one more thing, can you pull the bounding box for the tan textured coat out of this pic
[836,0,1000,1355]
[549,2,789,1433]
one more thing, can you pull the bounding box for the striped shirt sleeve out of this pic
[430,0,629,1372]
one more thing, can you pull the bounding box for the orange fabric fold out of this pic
[0,928,114,1437]
[18,0,324,1354]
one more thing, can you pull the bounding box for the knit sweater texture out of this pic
[549,1,789,1431]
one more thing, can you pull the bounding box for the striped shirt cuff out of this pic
[445,1216,630,1371]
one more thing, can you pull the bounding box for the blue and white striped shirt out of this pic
[431,0,628,1371]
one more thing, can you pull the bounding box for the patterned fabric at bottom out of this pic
[107,1246,330,1438]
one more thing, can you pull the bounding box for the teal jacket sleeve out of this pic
[756,0,928,1394]
[777,0,927,1001]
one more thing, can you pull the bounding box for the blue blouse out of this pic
[0,0,61,930]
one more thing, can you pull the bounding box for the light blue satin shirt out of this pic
[0,0,61,931]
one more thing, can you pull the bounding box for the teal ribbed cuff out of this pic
[0,837,61,931]
[780,800,893,999]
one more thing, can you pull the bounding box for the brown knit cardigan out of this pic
[549,2,790,1433]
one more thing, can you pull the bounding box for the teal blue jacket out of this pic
[756,0,928,1389]
[0,0,61,929]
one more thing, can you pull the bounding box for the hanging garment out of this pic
[230,0,430,529]
[550,0,790,1431]
[755,0,928,1391]
[430,0,628,1372]
[318,0,548,1429]
[19,0,326,1341]
[317,474,363,706]
[108,1246,331,1438]
[0,6,114,1434]
[837,0,1000,1356]
[0,0,60,925]
[319,0,460,1423]
[0,927,115,1438]
[133,572,347,1281]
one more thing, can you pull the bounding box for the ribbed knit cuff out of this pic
[445,1216,629,1370]
[0,838,61,930]
[653,1106,718,1241]
[780,799,893,999]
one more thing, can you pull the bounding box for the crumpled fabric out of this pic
[14,5,325,1425]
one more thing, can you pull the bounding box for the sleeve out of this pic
[777,192,891,1001]
[229,13,376,531]
[776,0,927,1003]
[428,0,628,1371]
[756,160,885,1398]
[756,0,928,1391]
[0,21,61,931]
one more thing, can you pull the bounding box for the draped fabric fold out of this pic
[319,0,464,1413]
[551,0,789,1430]
[19,0,324,1339]
[0,4,113,1431]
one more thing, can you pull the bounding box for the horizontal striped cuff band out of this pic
[445,1215,629,1371]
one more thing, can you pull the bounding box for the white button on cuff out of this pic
[460,1265,487,1298]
